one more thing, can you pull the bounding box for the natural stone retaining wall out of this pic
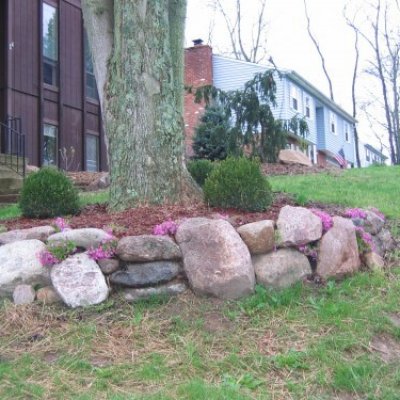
[0,206,394,308]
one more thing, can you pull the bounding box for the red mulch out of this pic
[4,193,298,238]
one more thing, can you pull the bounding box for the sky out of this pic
[185,0,383,150]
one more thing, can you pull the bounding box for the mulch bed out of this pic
[4,164,347,237]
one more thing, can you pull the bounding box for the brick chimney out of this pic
[184,40,213,158]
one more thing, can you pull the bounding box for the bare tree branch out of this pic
[303,0,335,101]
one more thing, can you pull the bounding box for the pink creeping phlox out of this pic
[344,208,367,220]
[153,220,178,236]
[354,226,374,253]
[87,236,117,261]
[53,217,70,232]
[298,243,318,261]
[310,209,333,232]
[38,251,60,267]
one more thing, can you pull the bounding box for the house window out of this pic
[291,85,299,111]
[84,31,99,100]
[42,3,58,86]
[330,112,337,134]
[43,124,58,166]
[345,123,350,142]
[366,148,370,162]
[305,97,311,118]
[85,134,99,171]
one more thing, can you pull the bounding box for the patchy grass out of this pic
[270,165,400,218]
[0,190,109,221]
[1,268,400,399]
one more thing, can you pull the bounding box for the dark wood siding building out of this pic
[0,0,107,171]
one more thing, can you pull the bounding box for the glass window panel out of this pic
[85,134,99,172]
[43,124,58,166]
[84,31,99,100]
[43,3,58,86]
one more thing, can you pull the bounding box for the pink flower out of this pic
[153,220,178,236]
[344,208,367,220]
[53,217,70,232]
[311,209,333,232]
[38,250,60,267]
[87,238,117,261]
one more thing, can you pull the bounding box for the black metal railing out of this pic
[0,116,26,177]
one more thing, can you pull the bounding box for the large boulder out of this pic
[51,253,109,308]
[317,217,361,278]
[364,209,385,235]
[277,206,322,246]
[175,218,255,300]
[253,248,311,288]
[278,149,312,167]
[48,228,112,250]
[0,226,55,245]
[110,261,181,288]
[116,235,181,262]
[237,220,275,255]
[0,239,50,296]
[122,281,188,302]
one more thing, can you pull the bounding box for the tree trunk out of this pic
[83,0,201,210]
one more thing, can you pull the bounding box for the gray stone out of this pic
[237,220,275,255]
[122,281,188,302]
[317,217,361,279]
[36,286,62,304]
[364,209,385,235]
[116,235,181,262]
[0,226,56,245]
[253,248,311,288]
[373,228,395,257]
[176,218,255,300]
[0,239,50,296]
[13,284,36,305]
[97,258,120,275]
[110,261,180,288]
[276,206,322,246]
[278,149,312,166]
[51,253,109,308]
[48,228,112,250]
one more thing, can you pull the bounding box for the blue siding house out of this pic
[212,54,357,167]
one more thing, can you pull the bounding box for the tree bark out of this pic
[82,0,201,210]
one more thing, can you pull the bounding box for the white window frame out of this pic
[290,84,299,111]
[330,112,337,135]
[344,122,350,143]
[305,96,311,119]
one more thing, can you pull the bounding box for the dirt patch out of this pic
[203,311,235,334]
[370,334,400,363]
[386,313,400,328]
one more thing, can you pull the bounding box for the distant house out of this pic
[184,43,357,168]
[360,143,387,167]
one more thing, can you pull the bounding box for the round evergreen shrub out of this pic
[203,157,272,211]
[19,167,80,218]
[187,159,215,186]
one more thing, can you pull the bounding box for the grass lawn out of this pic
[269,165,400,219]
[1,165,400,399]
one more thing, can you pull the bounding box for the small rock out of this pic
[51,253,109,308]
[237,220,275,255]
[0,226,56,245]
[0,239,50,296]
[317,217,361,279]
[110,261,180,288]
[176,218,255,300]
[48,228,112,250]
[122,281,188,302]
[13,284,36,305]
[36,286,62,304]
[116,235,181,262]
[373,228,395,257]
[364,209,385,235]
[253,248,311,288]
[276,206,322,246]
[364,252,385,272]
[97,258,120,275]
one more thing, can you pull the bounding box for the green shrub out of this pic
[203,157,272,211]
[19,167,80,218]
[187,159,216,186]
